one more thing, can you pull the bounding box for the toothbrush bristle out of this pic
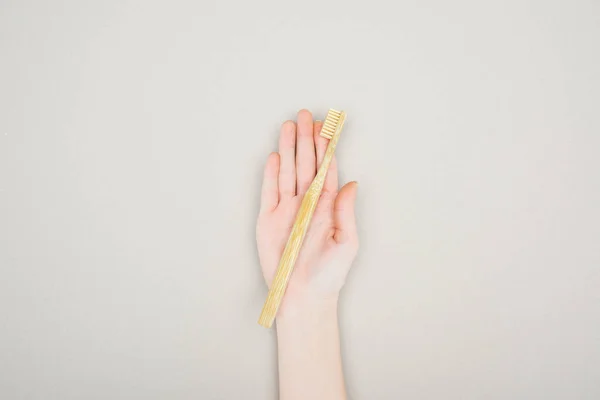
[320,109,342,140]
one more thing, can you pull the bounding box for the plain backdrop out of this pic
[1,0,599,399]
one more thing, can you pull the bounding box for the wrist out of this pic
[276,293,339,329]
[274,292,346,400]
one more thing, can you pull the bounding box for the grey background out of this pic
[1,0,599,399]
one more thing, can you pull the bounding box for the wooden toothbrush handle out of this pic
[258,115,345,328]
[257,186,320,327]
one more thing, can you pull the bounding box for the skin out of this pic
[256,109,359,400]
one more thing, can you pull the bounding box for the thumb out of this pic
[333,181,358,244]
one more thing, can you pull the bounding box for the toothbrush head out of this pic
[320,109,345,140]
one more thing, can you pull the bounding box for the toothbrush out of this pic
[258,109,347,328]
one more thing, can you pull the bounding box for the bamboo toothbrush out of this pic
[258,109,347,328]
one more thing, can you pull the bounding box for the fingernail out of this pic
[315,120,322,124]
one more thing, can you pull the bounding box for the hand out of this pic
[256,109,359,317]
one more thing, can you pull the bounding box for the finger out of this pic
[278,120,296,198]
[324,155,338,194]
[295,109,316,195]
[314,121,338,194]
[314,120,327,168]
[333,181,358,244]
[260,152,280,213]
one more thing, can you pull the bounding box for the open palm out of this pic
[256,110,359,316]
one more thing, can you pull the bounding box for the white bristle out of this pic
[319,109,343,139]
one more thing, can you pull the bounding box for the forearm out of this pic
[276,296,347,400]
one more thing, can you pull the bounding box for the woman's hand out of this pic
[256,109,359,318]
